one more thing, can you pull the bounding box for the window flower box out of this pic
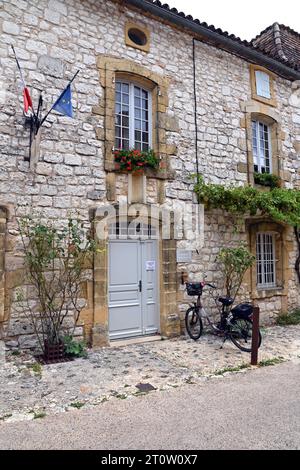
[113,149,159,174]
[254,172,281,189]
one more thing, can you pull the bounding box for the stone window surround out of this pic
[240,101,287,185]
[125,21,150,53]
[247,219,291,305]
[79,205,180,347]
[94,55,176,181]
[249,64,277,107]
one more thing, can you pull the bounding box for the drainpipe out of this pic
[192,38,200,182]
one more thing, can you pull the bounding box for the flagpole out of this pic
[39,70,80,129]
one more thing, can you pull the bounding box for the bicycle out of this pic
[184,280,262,352]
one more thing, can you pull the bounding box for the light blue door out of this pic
[108,240,159,340]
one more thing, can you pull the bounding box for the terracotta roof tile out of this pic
[127,1,300,76]
[251,23,300,70]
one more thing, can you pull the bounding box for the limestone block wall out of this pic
[0,0,299,346]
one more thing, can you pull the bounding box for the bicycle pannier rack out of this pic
[186,282,203,296]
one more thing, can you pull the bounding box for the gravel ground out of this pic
[0,360,299,450]
[0,325,299,423]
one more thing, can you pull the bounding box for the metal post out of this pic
[251,305,260,365]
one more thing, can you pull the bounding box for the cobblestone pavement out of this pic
[0,325,299,423]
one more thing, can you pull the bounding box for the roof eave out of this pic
[125,0,300,81]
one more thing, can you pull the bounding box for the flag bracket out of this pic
[12,45,79,167]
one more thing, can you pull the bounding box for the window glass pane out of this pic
[134,86,141,97]
[124,141,130,150]
[116,82,121,92]
[135,119,141,130]
[255,70,271,99]
[116,92,121,103]
[135,130,141,142]
[115,114,121,126]
[142,132,149,143]
[122,93,129,105]
[135,97,141,108]
[122,127,129,139]
[122,116,129,128]
[122,83,129,93]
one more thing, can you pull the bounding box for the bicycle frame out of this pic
[189,293,231,335]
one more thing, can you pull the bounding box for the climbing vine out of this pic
[194,175,300,282]
[194,176,300,227]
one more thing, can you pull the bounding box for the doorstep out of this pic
[110,335,162,348]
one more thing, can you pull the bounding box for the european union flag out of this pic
[52,84,73,118]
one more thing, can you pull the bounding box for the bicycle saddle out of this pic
[218,296,234,306]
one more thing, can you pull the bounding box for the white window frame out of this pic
[115,80,152,151]
[255,70,271,99]
[256,232,276,289]
[252,120,272,174]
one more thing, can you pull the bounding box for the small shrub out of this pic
[63,335,88,358]
[70,401,85,409]
[11,350,21,356]
[34,411,46,419]
[276,310,300,326]
[28,362,42,376]
[258,357,285,367]
[214,363,251,375]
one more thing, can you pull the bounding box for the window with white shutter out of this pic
[255,71,271,99]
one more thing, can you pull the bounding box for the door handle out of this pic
[139,280,142,292]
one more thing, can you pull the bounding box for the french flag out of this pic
[12,46,33,114]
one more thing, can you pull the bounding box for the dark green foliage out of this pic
[254,172,281,188]
[217,244,255,299]
[194,175,300,227]
[113,149,159,172]
[17,216,96,353]
[276,310,300,326]
[63,335,88,358]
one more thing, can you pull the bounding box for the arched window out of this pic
[115,81,152,151]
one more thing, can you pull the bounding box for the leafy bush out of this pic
[217,244,255,300]
[17,216,95,354]
[276,310,300,326]
[63,335,88,358]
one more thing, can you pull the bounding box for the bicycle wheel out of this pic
[185,307,203,340]
[229,318,262,352]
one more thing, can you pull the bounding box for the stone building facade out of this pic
[0,0,300,349]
